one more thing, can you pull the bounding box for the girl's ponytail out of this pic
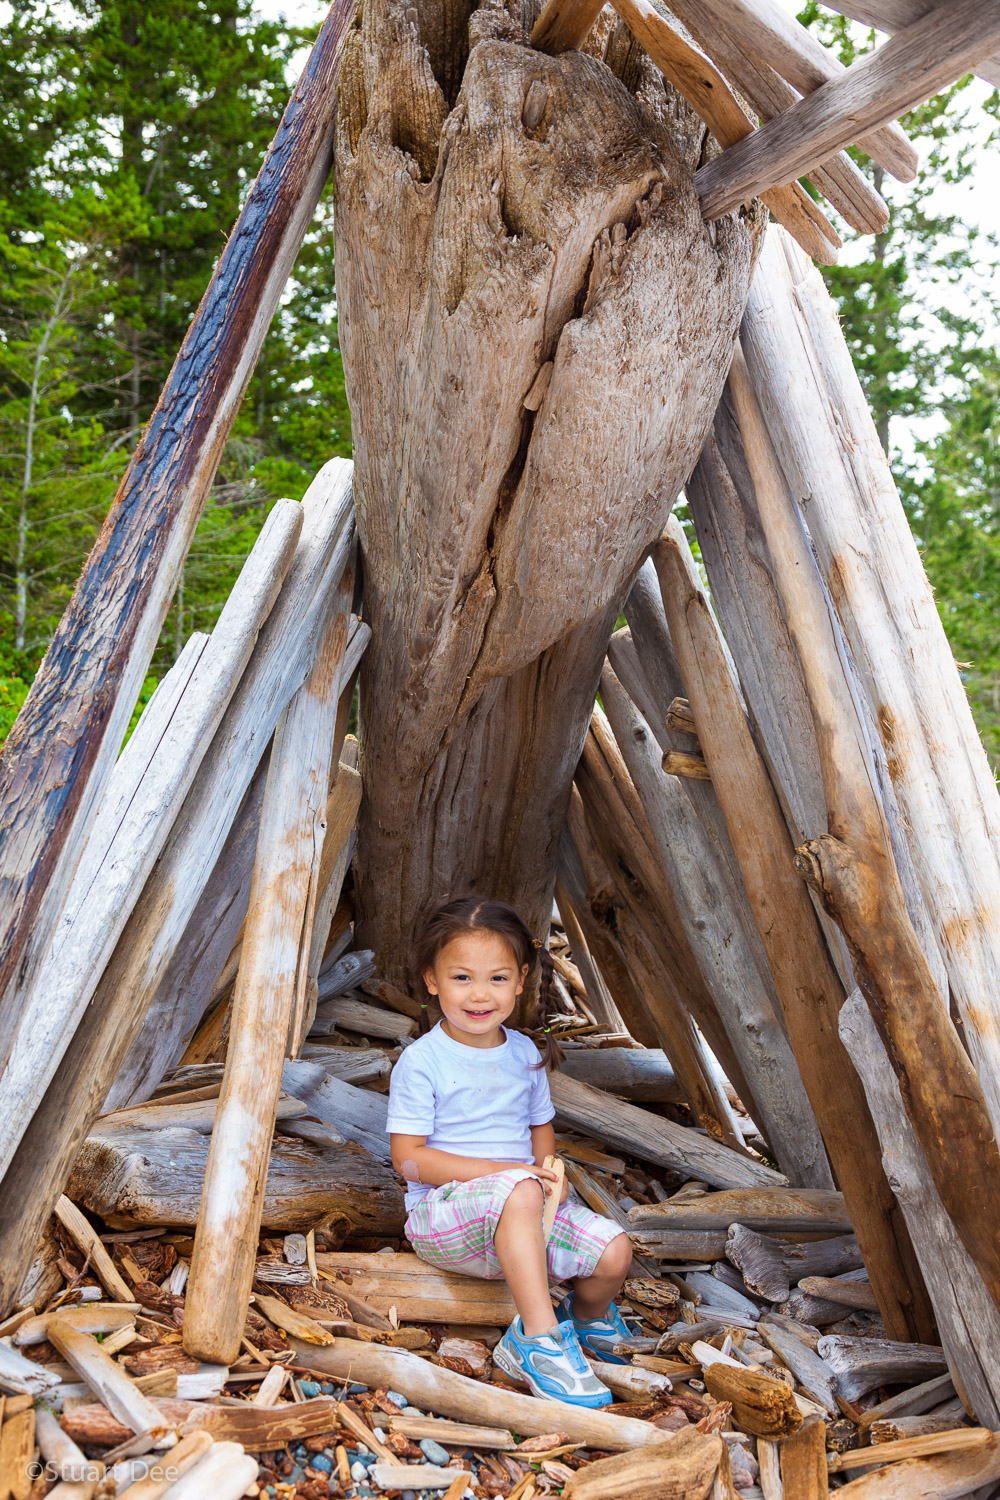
[533,938,564,1073]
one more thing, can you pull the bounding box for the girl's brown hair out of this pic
[414,894,563,1071]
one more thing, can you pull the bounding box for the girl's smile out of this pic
[423,931,529,1049]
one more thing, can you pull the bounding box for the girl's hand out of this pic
[527,1162,569,1202]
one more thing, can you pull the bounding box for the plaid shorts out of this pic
[404,1168,625,1282]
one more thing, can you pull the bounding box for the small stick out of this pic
[336,1400,396,1463]
[54,1196,134,1303]
[828,1427,992,1472]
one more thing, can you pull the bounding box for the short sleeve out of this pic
[527,1050,555,1126]
[386,1046,436,1136]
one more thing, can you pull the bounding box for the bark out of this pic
[332,0,764,978]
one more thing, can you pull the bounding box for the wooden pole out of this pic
[742,228,1000,1146]
[652,518,935,1343]
[183,566,356,1364]
[726,340,1000,1317]
[0,0,357,1044]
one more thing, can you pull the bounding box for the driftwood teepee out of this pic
[2,0,1000,1443]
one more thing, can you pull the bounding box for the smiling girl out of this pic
[386,895,632,1409]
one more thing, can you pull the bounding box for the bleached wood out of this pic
[183,554,360,1365]
[550,1072,784,1189]
[755,1318,839,1414]
[316,948,376,1002]
[831,1429,992,1474]
[34,1407,89,1483]
[280,1060,392,1163]
[600,663,829,1186]
[695,2,1000,219]
[559,1046,683,1104]
[111,1431,214,1500]
[858,1376,957,1429]
[0,1342,60,1395]
[628,1186,848,1233]
[111,615,367,1108]
[0,502,302,1187]
[606,0,841,263]
[291,1339,668,1449]
[832,1,1000,89]
[651,517,932,1343]
[14,1303,139,1347]
[53,1196,134,1303]
[840,991,1000,1426]
[669,0,916,179]
[818,1335,948,1403]
[0,465,355,1316]
[155,1444,258,1500]
[743,229,1000,1144]
[311,997,414,1043]
[47,1318,174,1448]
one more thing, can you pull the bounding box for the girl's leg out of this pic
[493,1177,556,1335]
[570,1232,633,1320]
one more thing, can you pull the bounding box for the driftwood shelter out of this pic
[3,0,1000,1495]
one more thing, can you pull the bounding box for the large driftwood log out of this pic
[280,1061,392,1164]
[628,1186,849,1233]
[0,0,357,1056]
[67,1125,403,1235]
[741,229,1000,1144]
[600,663,828,1186]
[185,562,358,1365]
[0,471,357,1316]
[315,1251,516,1324]
[333,0,764,981]
[651,517,933,1343]
[559,1046,683,1104]
[840,991,1000,1426]
[726,341,1000,1317]
[0,502,302,1184]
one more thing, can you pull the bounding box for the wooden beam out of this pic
[0,0,357,1046]
[608,0,842,264]
[669,0,917,179]
[651,518,935,1343]
[833,0,1000,89]
[530,0,604,54]
[727,339,1000,1324]
[695,0,1000,219]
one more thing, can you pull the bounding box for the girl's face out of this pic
[423,930,529,1049]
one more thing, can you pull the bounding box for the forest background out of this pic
[2,1,999,764]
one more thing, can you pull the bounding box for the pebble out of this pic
[418,1439,451,1467]
[386,1390,408,1408]
[401,1406,424,1417]
[373,1426,387,1441]
[401,1492,417,1500]
[351,1461,369,1482]
[311,1453,333,1474]
[349,1381,369,1394]
[298,1380,321,1398]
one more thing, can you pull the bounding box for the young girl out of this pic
[387,896,633,1409]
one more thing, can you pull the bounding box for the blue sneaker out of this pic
[556,1293,632,1364]
[493,1317,612,1407]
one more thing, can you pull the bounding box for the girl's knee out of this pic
[597,1232,633,1279]
[501,1176,545,1214]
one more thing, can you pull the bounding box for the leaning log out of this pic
[0,0,358,1054]
[726,340,1000,1319]
[0,466,355,1316]
[184,554,357,1364]
[651,516,933,1342]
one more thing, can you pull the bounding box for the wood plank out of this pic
[550,1073,784,1190]
[695,2,1000,219]
[315,1252,518,1326]
[530,0,604,54]
[668,0,916,179]
[289,1339,670,1450]
[0,0,358,1108]
[779,1415,828,1498]
[0,466,356,1318]
[830,1429,992,1473]
[651,516,934,1344]
[135,1443,257,1500]
[742,230,1000,1156]
[112,1431,213,1500]
[0,1408,35,1500]
[833,0,1000,88]
[832,1434,1000,1497]
[605,0,841,264]
[561,1429,724,1499]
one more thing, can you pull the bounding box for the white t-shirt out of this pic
[386,1022,555,1209]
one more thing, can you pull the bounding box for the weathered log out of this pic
[550,1073,782,1190]
[742,229,1000,1144]
[694,4,1000,220]
[289,1339,667,1450]
[831,1429,992,1476]
[858,1375,957,1431]
[559,1047,684,1104]
[0,0,357,1069]
[59,1396,339,1449]
[335,0,765,983]
[818,1336,947,1403]
[629,1188,848,1234]
[314,1252,517,1326]
[651,516,933,1343]
[34,1406,90,1484]
[0,1342,60,1396]
[600,663,828,1186]
[0,467,357,1317]
[280,1060,392,1164]
[756,1316,839,1415]
[726,1224,862,1302]
[778,1415,828,1499]
[702,1363,800,1439]
[869,1402,972,1444]
[312,998,414,1043]
[109,1431,214,1500]
[727,340,1000,1319]
[0,503,302,1188]
[561,1428,723,1499]
[605,0,841,264]
[798,1276,878,1311]
[832,1435,1000,1499]
[66,1123,403,1235]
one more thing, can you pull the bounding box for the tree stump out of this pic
[332,0,765,978]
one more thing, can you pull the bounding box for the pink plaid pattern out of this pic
[404,1168,624,1282]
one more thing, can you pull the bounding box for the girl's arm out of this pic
[530,1122,569,1202]
[390,1134,561,1194]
